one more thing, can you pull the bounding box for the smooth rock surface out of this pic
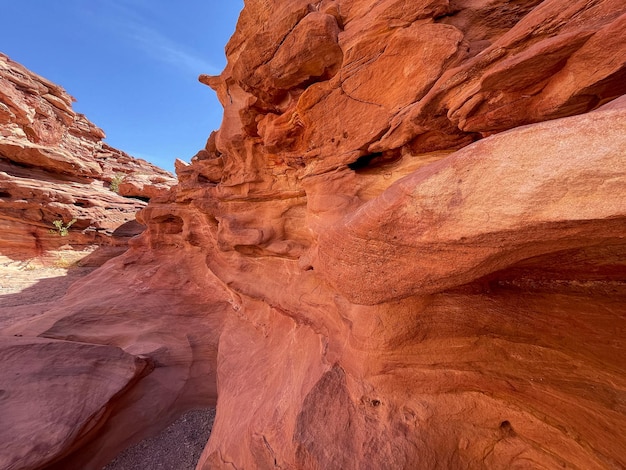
[0,337,149,470]
[315,109,626,304]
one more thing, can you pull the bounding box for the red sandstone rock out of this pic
[314,108,626,304]
[2,1,626,469]
[0,337,149,470]
[2,250,232,470]
[0,53,175,260]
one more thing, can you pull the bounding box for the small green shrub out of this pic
[109,174,125,193]
[50,218,77,237]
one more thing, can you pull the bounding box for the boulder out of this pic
[0,337,149,470]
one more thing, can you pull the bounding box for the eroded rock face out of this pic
[2,1,626,469]
[0,53,176,260]
[0,337,150,470]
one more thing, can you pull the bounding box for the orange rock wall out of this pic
[4,1,626,469]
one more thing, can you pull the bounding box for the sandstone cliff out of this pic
[2,1,626,469]
[0,53,175,261]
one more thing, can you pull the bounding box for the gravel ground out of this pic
[102,408,216,470]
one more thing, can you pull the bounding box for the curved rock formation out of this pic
[0,337,150,470]
[2,1,626,469]
[0,53,175,260]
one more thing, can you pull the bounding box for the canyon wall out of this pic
[2,0,626,469]
[0,53,175,261]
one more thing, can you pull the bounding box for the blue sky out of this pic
[0,1,244,172]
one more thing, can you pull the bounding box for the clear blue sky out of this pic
[0,1,244,173]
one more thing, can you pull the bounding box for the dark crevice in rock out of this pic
[348,149,402,173]
[130,196,151,203]
[348,152,383,171]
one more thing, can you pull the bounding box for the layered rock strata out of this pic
[2,1,626,469]
[0,53,175,260]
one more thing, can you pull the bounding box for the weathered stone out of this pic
[0,337,149,470]
[0,53,175,260]
[314,108,626,304]
[2,1,626,469]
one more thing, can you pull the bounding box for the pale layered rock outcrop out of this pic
[0,53,175,260]
[2,1,626,469]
